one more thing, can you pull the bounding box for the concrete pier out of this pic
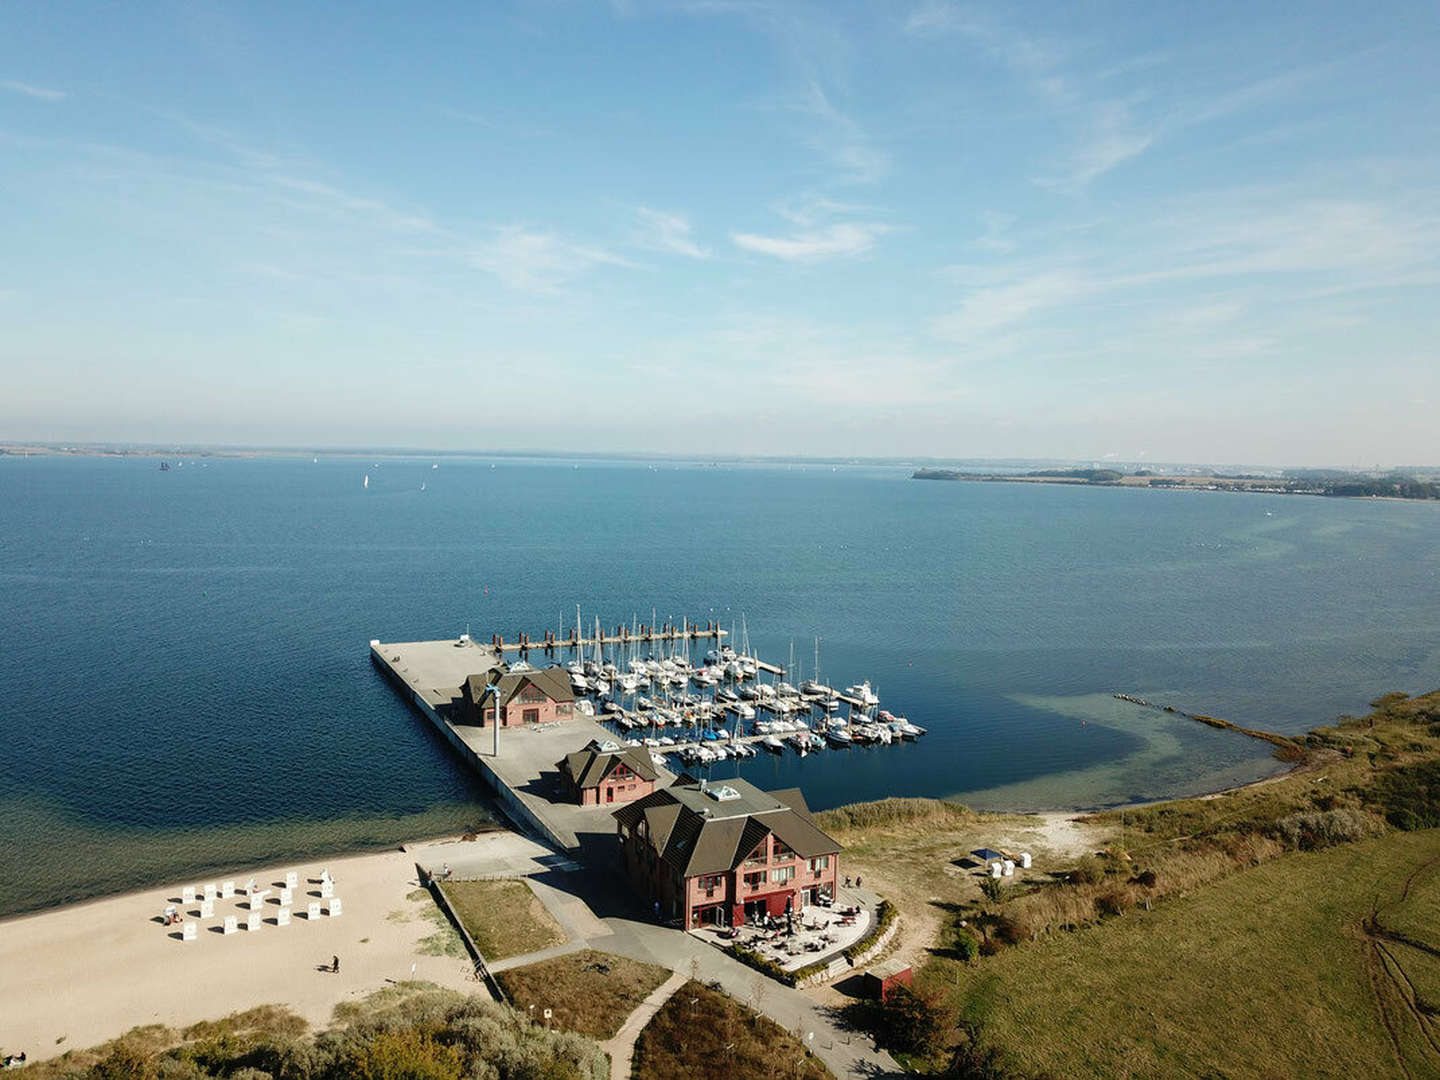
[369,638,677,854]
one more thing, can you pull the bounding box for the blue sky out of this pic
[3,2,1438,465]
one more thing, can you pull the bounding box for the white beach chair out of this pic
[279,887,293,906]
[203,882,217,901]
[250,889,270,909]
[221,879,235,899]
[223,915,238,935]
[277,907,291,927]
[319,868,331,883]
[1019,852,1032,869]
[1002,859,1015,877]
[306,901,321,920]
[328,898,343,917]
[182,885,197,904]
[182,921,198,941]
[199,899,215,919]
[285,871,298,890]
[989,862,1002,879]
[246,912,262,932]
[320,880,334,899]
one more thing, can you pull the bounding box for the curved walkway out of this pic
[599,970,687,1080]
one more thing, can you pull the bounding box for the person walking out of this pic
[332,955,340,974]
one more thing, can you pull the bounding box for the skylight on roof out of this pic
[709,784,742,802]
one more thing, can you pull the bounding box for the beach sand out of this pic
[0,834,547,1063]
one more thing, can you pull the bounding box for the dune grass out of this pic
[440,879,565,961]
[495,949,671,1039]
[919,829,1440,1079]
[632,980,832,1080]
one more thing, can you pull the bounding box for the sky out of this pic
[2,2,1438,466]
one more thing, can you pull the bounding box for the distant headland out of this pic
[912,467,1440,500]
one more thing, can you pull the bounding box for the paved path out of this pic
[599,970,688,1080]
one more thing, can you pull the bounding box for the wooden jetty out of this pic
[489,620,729,653]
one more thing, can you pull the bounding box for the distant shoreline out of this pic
[912,468,1440,501]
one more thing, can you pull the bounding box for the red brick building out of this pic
[557,744,659,806]
[612,776,841,929]
[459,667,575,727]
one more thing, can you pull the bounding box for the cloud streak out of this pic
[470,226,635,291]
[3,79,66,102]
[633,207,710,259]
[732,221,891,260]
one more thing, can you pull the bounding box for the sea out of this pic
[2,454,1438,917]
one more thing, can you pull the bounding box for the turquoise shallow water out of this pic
[2,455,1438,915]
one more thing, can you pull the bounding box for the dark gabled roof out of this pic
[558,747,657,789]
[463,666,576,706]
[612,777,841,878]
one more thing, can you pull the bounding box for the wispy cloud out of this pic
[792,80,888,184]
[632,207,710,259]
[3,79,66,102]
[470,226,635,291]
[732,221,891,261]
[270,176,438,233]
[932,270,1092,341]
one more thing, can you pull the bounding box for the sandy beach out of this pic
[0,834,550,1063]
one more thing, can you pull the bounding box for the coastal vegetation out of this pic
[830,690,1440,1077]
[911,466,1440,499]
[494,950,670,1039]
[439,881,566,962]
[18,986,605,1080]
[630,979,831,1080]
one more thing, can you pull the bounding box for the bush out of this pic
[950,928,980,962]
[1131,869,1158,888]
[1067,855,1108,885]
[723,943,796,987]
[864,984,945,1055]
[1273,808,1375,851]
[1365,760,1440,830]
[844,898,897,962]
[979,877,1006,903]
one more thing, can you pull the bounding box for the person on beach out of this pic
[332,955,340,974]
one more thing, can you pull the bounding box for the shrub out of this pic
[815,797,972,831]
[950,928,980,962]
[868,985,945,1055]
[1273,808,1375,851]
[844,898,897,962]
[723,944,796,987]
[979,877,1006,903]
[1095,889,1130,917]
[1067,856,1105,885]
[1364,760,1440,830]
[1131,869,1158,888]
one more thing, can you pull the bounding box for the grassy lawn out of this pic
[495,949,670,1039]
[920,829,1440,1079]
[440,879,565,961]
[632,980,832,1080]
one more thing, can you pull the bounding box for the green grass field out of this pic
[495,949,671,1039]
[632,980,832,1080]
[919,829,1440,1079]
[439,879,566,961]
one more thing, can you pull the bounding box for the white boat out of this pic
[801,680,830,696]
[574,700,595,716]
[735,703,756,720]
[824,728,853,747]
[761,735,785,753]
[788,734,810,755]
[845,681,880,707]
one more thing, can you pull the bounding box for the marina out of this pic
[369,615,926,850]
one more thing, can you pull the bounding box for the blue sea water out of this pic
[2,454,1438,915]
